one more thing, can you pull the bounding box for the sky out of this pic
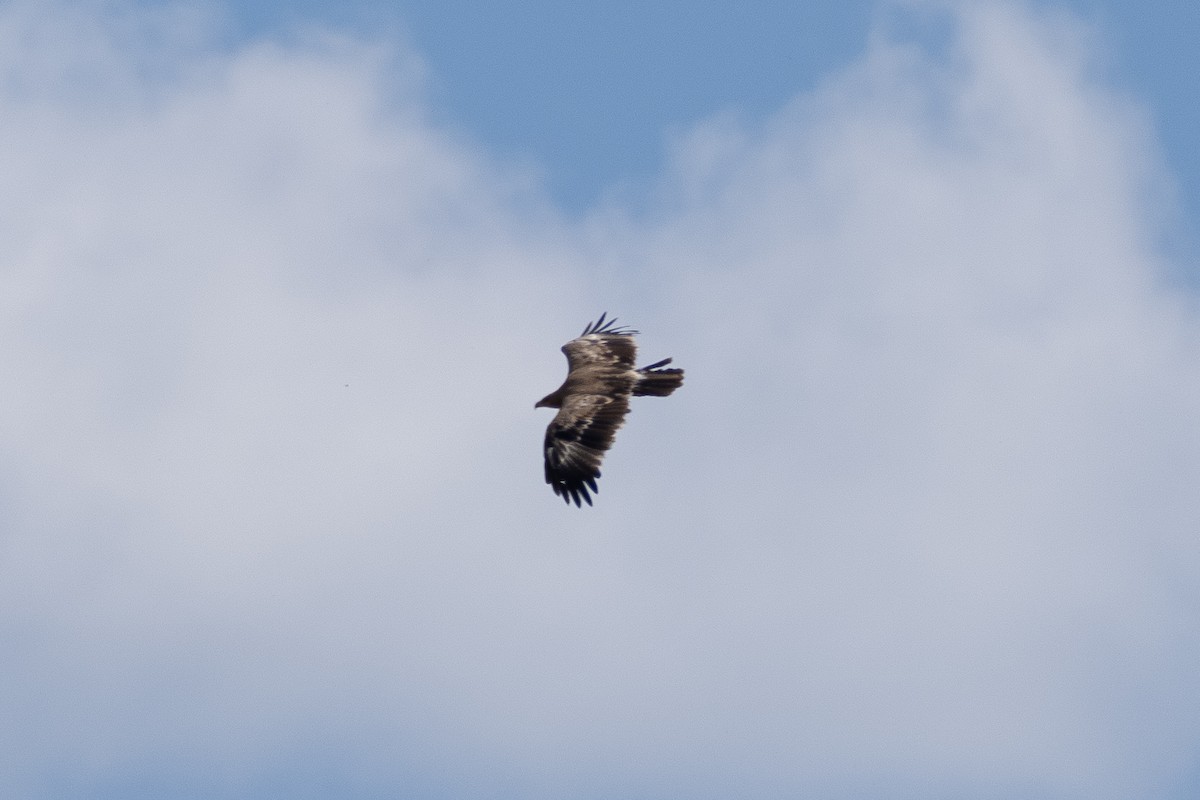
[2,1,1200,798]
[227,0,1200,256]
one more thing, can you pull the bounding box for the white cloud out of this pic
[1,1,1198,798]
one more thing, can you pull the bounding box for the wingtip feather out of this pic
[580,312,638,338]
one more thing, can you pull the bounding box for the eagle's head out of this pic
[534,391,562,409]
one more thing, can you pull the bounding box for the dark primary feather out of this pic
[580,311,638,337]
[538,313,683,507]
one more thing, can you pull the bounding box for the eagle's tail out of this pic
[634,358,684,397]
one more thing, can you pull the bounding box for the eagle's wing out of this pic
[562,333,636,372]
[543,392,631,507]
[562,313,638,372]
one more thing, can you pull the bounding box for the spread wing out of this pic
[562,313,638,372]
[543,392,631,507]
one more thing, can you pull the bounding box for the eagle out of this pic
[535,313,685,506]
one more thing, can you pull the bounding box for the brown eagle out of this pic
[535,313,684,506]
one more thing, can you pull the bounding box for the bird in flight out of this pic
[535,313,684,506]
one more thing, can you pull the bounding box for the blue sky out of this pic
[3,1,1200,798]
[223,0,1199,249]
